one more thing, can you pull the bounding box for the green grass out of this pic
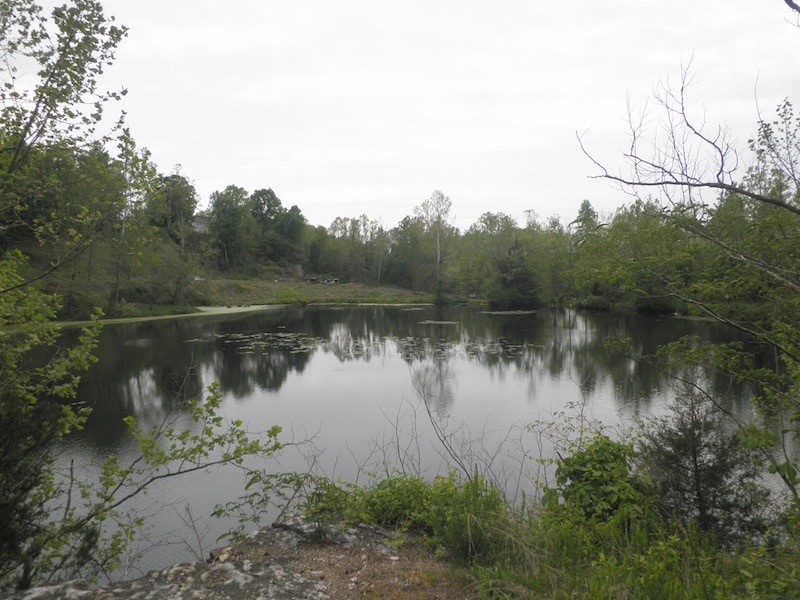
[200,277,433,307]
[51,279,435,328]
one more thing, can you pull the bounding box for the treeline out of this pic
[8,134,796,324]
[1,64,787,324]
[304,187,799,326]
[0,146,606,316]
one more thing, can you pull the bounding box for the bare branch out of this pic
[577,65,800,219]
[586,171,800,218]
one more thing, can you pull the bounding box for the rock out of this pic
[8,514,394,600]
[272,514,394,552]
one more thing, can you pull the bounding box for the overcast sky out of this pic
[93,1,799,230]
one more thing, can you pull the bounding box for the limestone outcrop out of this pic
[9,516,401,600]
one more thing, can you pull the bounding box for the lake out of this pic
[59,305,754,577]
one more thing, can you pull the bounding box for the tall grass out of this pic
[296,450,800,599]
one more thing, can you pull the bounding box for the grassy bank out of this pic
[58,278,436,323]
[197,277,434,307]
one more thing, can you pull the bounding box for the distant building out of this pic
[191,214,209,234]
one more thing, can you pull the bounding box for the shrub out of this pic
[637,387,773,545]
[303,478,359,527]
[301,471,508,563]
[361,475,432,529]
[427,472,508,563]
[545,434,644,520]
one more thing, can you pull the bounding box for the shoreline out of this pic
[56,301,436,329]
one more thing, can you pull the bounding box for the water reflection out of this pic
[68,306,757,451]
[56,305,763,577]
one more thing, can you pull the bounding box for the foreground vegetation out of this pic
[289,431,799,599]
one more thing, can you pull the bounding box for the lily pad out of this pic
[418,320,459,325]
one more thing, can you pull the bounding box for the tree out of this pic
[208,185,253,271]
[570,199,600,249]
[145,171,197,253]
[0,0,127,247]
[414,190,456,299]
[457,212,517,297]
[0,0,130,586]
[637,384,771,545]
[249,187,283,261]
[0,2,282,590]
[487,238,541,308]
[0,0,128,288]
[0,252,101,589]
[250,188,282,227]
[109,134,157,308]
[372,223,391,283]
[581,66,800,503]
[536,216,571,304]
[0,290,282,590]
[0,0,127,522]
[207,186,306,269]
[272,204,306,264]
[383,215,428,290]
[572,199,698,313]
[319,214,387,282]
[304,224,330,274]
[579,67,799,219]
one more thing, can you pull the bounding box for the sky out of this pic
[88,1,800,231]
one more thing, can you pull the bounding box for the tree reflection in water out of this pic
[54,305,761,575]
[63,306,759,452]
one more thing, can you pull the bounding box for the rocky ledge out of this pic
[10,516,460,600]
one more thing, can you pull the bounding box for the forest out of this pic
[1,0,800,596]
[8,151,790,322]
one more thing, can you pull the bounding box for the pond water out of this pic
[59,305,754,577]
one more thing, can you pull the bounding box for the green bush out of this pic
[544,434,644,520]
[302,472,508,562]
[303,478,358,526]
[637,387,773,545]
[362,475,432,529]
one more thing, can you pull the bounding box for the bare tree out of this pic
[414,190,456,299]
[578,65,799,218]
